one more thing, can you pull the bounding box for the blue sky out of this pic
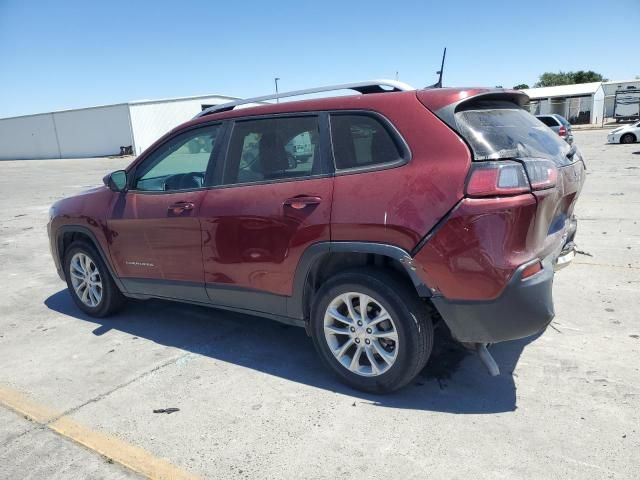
[1,0,638,117]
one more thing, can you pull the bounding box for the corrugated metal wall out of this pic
[0,96,233,160]
[54,105,133,158]
[0,114,60,159]
[128,96,231,155]
[0,105,133,160]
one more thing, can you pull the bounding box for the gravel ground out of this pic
[0,129,638,479]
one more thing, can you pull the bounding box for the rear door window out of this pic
[456,102,570,164]
[330,114,404,170]
[223,116,321,185]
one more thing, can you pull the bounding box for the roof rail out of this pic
[194,79,416,118]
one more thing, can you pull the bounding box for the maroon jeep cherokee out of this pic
[47,82,585,393]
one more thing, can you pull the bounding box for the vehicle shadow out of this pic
[45,289,536,414]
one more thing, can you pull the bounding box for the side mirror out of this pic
[104,170,128,192]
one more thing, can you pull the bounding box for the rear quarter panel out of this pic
[330,94,471,251]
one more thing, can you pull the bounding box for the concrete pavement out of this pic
[0,130,638,479]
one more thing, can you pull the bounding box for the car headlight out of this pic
[49,205,56,220]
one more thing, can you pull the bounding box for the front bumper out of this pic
[432,256,556,343]
[607,134,619,143]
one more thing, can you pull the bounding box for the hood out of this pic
[611,126,631,134]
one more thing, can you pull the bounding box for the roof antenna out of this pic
[427,47,447,88]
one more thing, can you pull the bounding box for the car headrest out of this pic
[259,132,289,173]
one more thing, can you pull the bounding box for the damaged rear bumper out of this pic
[432,256,556,344]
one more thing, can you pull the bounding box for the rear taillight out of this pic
[523,159,558,190]
[558,126,567,136]
[466,159,558,197]
[466,161,530,197]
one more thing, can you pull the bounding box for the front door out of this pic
[107,124,222,302]
[199,115,333,316]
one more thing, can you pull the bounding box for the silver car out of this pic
[607,121,640,144]
[536,114,574,144]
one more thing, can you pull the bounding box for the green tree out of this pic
[572,70,606,83]
[513,83,530,89]
[535,71,573,87]
[534,70,607,87]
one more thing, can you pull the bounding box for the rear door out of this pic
[199,114,333,316]
[107,124,223,301]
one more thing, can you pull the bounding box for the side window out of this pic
[224,116,320,185]
[330,114,403,170]
[538,116,558,127]
[134,125,220,191]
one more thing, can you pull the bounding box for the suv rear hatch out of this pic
[415,90,586,301]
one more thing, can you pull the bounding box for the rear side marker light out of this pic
[466,161,530,197]
[521,260,543,280]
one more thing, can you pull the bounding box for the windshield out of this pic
[455,102,571,164]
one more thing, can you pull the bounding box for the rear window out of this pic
[537,116,559,127]
[455,102,570,163]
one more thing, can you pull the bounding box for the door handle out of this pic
[168,201,195,215]
[283,196,322,210]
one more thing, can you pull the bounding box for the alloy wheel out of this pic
[323,292,399,376]
[69,252,103,307]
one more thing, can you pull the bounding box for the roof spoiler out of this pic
[418,89,530,131]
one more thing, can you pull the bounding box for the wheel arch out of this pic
[287,242,431,321]
[56,225,126,293]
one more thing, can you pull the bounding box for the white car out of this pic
[607,121,640,144]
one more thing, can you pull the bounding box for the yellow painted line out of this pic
[0,385,59,424]
[0,386,199,480]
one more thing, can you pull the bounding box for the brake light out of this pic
[523,159,558,190]
[558,126,567,136]
[466,161,530,197]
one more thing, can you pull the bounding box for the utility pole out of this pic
[274,77,280,103]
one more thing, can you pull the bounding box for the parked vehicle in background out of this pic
[613,89,640,123]
[607,120,640,144]
[47,81,585,393]
[536,114,574,144]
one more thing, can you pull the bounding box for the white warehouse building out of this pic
[522,79,640,125]
[0,94,238,160]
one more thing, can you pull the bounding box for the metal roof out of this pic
[522,82,602,99]
[0,94,240,121]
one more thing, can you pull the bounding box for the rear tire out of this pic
[63,240,126,317]
[621,133,636,144]
[310,268,433,393]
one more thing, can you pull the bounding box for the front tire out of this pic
[63,240,126,317]
[310,269,433,393]
[621,133,636,144]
